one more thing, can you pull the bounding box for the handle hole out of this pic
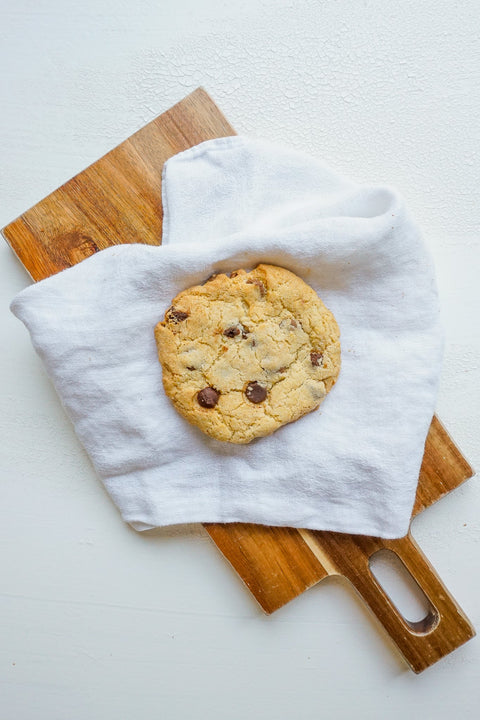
[369,549,438,634]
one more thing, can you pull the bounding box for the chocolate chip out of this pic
[310,351,323,367]
[280,318,299,331]
[204,273,218,284]
[197,387,220,408]
[245,381,267,404]
[167,307,189,323]
[277,366,287,373]
[224,326,240,338]
[186,366,196,371]
[241,327,249,339]
[229,271,239,278]
[246,278,266,297]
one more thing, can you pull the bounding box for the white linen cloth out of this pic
[10,136,443,538]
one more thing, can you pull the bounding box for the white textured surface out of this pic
[0,1,479,717]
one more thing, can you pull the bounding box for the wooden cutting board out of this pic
[2,88,475,674]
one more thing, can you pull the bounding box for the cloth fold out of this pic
[11,136,443,538]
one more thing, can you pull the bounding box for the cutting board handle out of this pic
[343,533,475,673]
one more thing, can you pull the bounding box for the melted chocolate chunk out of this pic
[167,307,189,323]
[246,278,266,297]
[224,326,240,338]
[310,351,323,367]
[224,323,249,339]
[197,387,220,408]
[245,381,267,404]
[229,270,239,278]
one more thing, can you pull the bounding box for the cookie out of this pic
[154,264,341,444]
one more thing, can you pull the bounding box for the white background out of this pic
[1,1,479,717]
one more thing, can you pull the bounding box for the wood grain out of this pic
[305,530,474,673]
[2,89,234,281]
[205,416,474,611]
[2,87,475,673]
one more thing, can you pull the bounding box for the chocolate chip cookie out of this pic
[154,264,341,444]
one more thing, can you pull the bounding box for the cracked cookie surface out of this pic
[154,264,341,444]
